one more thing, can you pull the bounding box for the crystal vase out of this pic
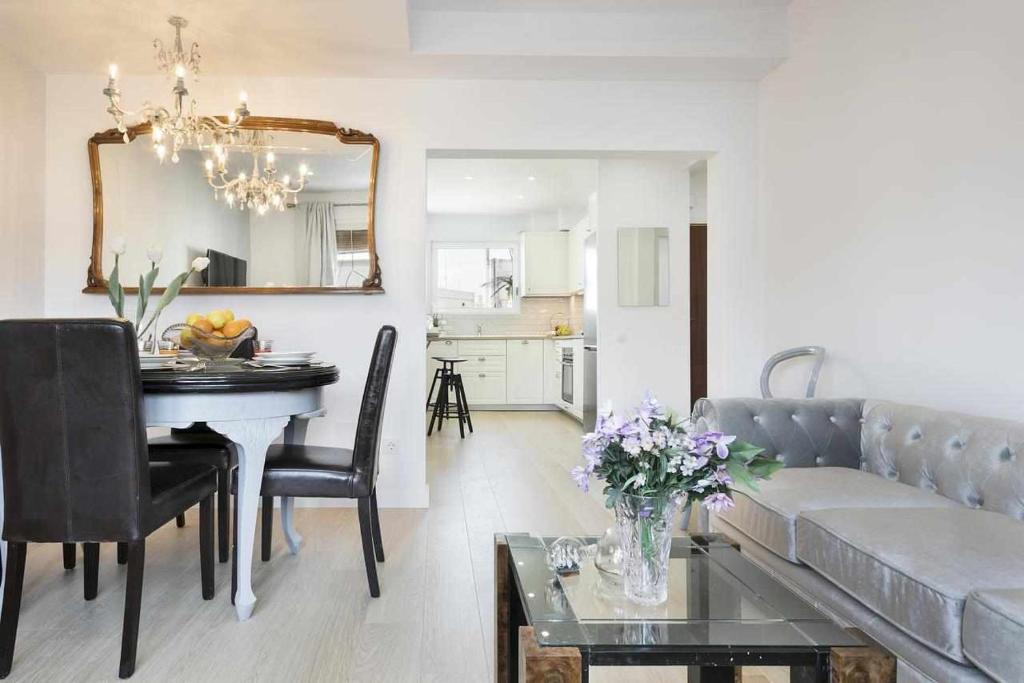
[614,493,683,606]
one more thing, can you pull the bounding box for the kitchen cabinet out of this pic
[543,340,561,404]
[567,214,592,294]
[506,339,544,404]
[426,339,457,389]
[520,231,570,296]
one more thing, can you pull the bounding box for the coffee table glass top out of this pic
[507,533,861,652]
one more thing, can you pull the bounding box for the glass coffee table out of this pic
[494,533,893,683]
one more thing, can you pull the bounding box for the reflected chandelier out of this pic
[204,132,311,215]
[103,16,250,164]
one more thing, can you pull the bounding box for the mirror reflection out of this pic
[618,227,670,306]
[98,127,375,289]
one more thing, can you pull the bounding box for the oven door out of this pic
[561,354,574,405]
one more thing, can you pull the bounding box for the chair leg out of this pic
[62,543,76,570]
[231,493,238,606]
[357,497,381,598]
[0,542,26,678]
[217,468,230,564]
[118,541,145,679]
[117,542,128,565]
[427,371,446,436]
[176,513,186,528]
[456,375,474,433]
[370,490,385,563]
[261,496,273,562]
[453,374,466,438]
[200,495,214,600]
[426,368,441,410]
[83,543,99,601]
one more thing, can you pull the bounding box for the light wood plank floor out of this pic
[4,411,782,682]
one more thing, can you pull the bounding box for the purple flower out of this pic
[714,434,736,459]
[711,467,733,486]
[637,391,667,422]
[703,492,735,513]
[571,465,591,492]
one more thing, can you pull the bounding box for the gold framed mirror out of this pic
[85,116,382,294]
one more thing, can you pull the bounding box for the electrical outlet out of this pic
[382,438,399,456]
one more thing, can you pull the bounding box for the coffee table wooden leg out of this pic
[830,643,896,682]
[495,535,511,683]
[518,626,581,683]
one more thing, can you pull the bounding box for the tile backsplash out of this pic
[436,296,583,336]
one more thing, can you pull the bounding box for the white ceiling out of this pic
[427,158,597,215]
[0,0,790,81]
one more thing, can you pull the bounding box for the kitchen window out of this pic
[431,241,519,312]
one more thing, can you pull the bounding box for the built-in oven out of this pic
[561,346,574,405]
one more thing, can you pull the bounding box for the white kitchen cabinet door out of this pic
[570,339,584,418]
[506,339,544,404]
[543,340,562,404]
[426,339,457,394]
[520,231,570,296]
[460,372,507,405]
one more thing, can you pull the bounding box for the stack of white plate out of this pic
[251,351,317,367]
[139,354,176,370]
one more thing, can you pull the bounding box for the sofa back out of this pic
[862,400,1024,518]
[692,398,864,468]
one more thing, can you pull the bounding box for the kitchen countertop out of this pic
[427,333,583,341]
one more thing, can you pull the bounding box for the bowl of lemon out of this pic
[163,309,256,361]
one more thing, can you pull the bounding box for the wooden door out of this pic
[690,224,708,408]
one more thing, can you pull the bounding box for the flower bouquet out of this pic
[574,393,782,605]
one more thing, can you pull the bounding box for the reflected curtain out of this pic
[299,202,338,286]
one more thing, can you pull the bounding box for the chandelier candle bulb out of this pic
[108,64,118,80]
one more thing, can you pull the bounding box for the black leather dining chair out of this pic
[147,425,234,563]
[232,325,396,598]
[0,319,217,679]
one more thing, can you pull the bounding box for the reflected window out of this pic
[432,242,518,311]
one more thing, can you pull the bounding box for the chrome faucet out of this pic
[476,324,484,336]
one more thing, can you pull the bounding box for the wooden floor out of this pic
[4,411,782,682]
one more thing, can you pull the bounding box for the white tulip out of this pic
[192,256,211,271]
[110,236,127,256]
[146,246,164,265]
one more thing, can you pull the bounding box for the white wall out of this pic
[597,159,690,414]
[44,75,762,506]
[758,0,1024,420]
[0,49,45,318]
[690,162,708,224]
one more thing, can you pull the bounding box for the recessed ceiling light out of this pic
[516,194,525,199]
[464,175,474,181]
[527,176,536,181]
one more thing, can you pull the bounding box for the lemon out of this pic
[186,313,205,326]
[207,310,229,330]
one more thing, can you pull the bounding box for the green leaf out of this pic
[106,257,124,318]
[725,460,761,493]
[138,267,192,338]
[604,487,622,509]
[135,267,159,328]
[728,441,765,462]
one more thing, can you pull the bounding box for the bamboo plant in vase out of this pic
[574,393,783,605]
[105,237,210,352]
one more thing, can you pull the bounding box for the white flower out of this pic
[110,236,127,256]
[146,246,164,265]
[632,473,647,490]
[191,256,211,271]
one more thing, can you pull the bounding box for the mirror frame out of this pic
[85,116,383,294]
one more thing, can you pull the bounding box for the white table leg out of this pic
[209,416,290,621]
[280,415,315,555]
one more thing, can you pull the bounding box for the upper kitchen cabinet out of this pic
[520,231,571,296]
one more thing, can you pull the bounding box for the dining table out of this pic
[141,361,340,621]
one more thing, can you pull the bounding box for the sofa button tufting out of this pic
[791,414,798,421]
[1000,447,1015,462]
[911,431,922,440]
[829,416,838,424]
[815,456,824,465]
[752,415,761,423]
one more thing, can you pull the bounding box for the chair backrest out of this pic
[351,326,397,495]
[0,319,151,542]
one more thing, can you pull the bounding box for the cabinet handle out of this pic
[478,357,486,362]
[445,340,453,345]
[521,340,529,345]
[479,373,486,378]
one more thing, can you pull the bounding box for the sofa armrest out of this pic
[692,398,865,469]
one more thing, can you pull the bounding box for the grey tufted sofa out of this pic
[693,398,1024,683]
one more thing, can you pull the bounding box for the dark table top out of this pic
[141,362,339,394]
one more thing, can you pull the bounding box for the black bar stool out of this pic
[427,357,473,438]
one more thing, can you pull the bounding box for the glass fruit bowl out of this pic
[162,323,256,361]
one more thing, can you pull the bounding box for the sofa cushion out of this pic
[715,467,958,563]
[796,507,1024,663]
[963,588,1024,683]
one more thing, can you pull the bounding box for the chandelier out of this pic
[204,132,311,215]
[103,16,250,164]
